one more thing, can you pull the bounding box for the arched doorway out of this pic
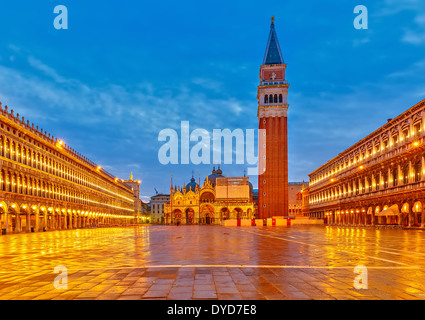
[247,208,253,220]
[185,208,194,225]
[0,202,6,234]
[220,207,230,221]
[175,213,182,225]
[401,203,410,227]
[201,205,214,224]
[173,209,182,225]
[8,203,19,233]
[200,191,215,203]
[413,201,422,227]
[233,208,243,220]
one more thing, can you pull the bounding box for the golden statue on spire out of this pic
[130,172,133,181]
[271,16,275,24]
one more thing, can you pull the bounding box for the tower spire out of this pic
[263,17,284,65]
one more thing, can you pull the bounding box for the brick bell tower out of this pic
[257,17,289,219]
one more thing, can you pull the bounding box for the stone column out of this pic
[64,213,67,229]
[421,156,425,181]
[4,211,9,234]
[26,212,31,232]
[16,214,21,233]
[398,164,402,186]
[35,212,39,232]
[408,206,412,227]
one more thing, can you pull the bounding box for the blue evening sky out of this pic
[0,0,424,201]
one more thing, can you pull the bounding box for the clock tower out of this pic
[257,17,289,219]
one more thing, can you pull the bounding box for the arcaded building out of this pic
[164,167,255,225]
[0,103,139,234]
[305,98,425,228]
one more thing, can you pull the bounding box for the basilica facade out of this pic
[164,167,255,225]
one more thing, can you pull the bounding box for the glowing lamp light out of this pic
[96,166,102,172]
[413,141,419,147]
[359,165,364,169]
[56,140,64,149]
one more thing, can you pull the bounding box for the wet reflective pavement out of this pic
[0,225,425,300]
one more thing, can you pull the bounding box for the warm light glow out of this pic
[56,140,64,149]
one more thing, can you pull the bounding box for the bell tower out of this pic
[257,17,289,219]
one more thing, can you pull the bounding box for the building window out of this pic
[264,95,268,104]
[383,140,388,148]
[403,128,409,141]
[392,134,399,144]
[383,173,388,188]
[414,161,421,182]
[414,122,421,135]
[392,168,398,187]
[403,165,409,184]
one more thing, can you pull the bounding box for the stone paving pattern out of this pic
[0,225,424,300]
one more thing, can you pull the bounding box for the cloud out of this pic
[402,31,425,44]
[192,77,222,91]
[376,0,423,16]
[0,51,255,198]
[375,0,425,45]
[27,56,67,83]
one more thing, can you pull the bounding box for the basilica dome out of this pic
[185,177,198,192]
[205,166,223,187]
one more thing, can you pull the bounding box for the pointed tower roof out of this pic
[263,17,284,65]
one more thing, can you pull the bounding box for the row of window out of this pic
[0,134,133,202]
[310,119,423,185]
[310,160,423,204]
[0,169,133,213]
[263,94,283,104]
